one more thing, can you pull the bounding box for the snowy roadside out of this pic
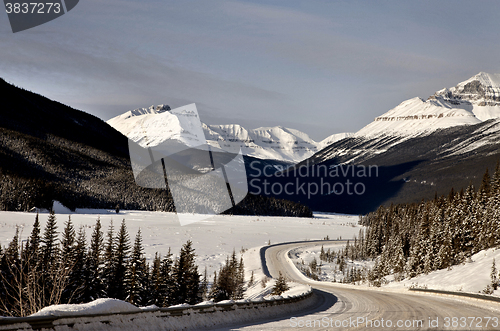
[291,243,500,297]
[242,245,311,301]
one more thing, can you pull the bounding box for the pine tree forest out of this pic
[307,165,500,287]
[0,212,245,317]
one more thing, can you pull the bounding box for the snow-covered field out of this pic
[0,208,361,283]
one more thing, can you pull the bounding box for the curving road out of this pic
[222,241,500,330]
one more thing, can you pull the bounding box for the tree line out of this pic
[0,213,205,316]
[0,213,265,317]
[300,164,500,287]
[353,164,500,285]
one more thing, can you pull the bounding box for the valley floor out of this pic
[0,208,361,281]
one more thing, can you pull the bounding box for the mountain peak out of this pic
[125,104,171,119]
[108,105,352,163]
[356,73,500,138]
[433,72,500,106]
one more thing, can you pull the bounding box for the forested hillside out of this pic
[0,78,312,217]
[358,164,500,284]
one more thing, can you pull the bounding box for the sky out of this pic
[1,0,500,140]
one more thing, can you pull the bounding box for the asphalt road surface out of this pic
[216,241,500,331]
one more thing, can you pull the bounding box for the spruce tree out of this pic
[172,241,200,305]
[126,229,147,306]
[60,217,76,290]
[492,259,498,291]
[234,256,245,299]
[102,220,115,298]
[160,248,174,306]
[40,211,59,307]
[63,226,86,303]
[23,213,41,265]
[271,272,289,295]
[0,228,21,315]
[248,270,255,287]
[85,218,104,301]
[149,252,162,306]
[200,267,208,300]
[111,220,130,300]
[41,211,59,273]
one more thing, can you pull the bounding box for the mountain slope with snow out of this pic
[310,72,500,165]
[107,105,351,163]
[356,72,500,138]
[256,73,500,214]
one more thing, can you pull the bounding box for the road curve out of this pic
[229,241,500,330]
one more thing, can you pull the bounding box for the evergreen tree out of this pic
[63,226,86,303]
[61,216,76,265]
[234,256,245,300]
[60,217,76,302]
[0,228,21,315]
[85,218,104,301]
[41,211,59,273]
[111,220,130,300]
[248,270,255,287]
[159,248,174,306]
[102,220,115,298]
[200,267,208,300]
[172,241,200,305]
[492,259,498,291]
[126,229,148,306]
[271,272,289,295]
[23,213,41,265]
[148,252,161,305]
[40,211,59,306]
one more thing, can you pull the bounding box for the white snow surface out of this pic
[355,72,500,139]
[384,247,500,295]
[107,105,351,163]
[30,298,140,317]
[0,210,361,288]
[291,243,500,297]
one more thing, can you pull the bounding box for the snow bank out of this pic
[385,247,500,295]
[14,294,316,331]
[30,298,140,317]
[48,296,316,331]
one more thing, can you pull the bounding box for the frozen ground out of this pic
[0,208,361,284]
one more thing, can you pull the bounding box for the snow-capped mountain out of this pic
[259,73,500,214]
[107,105,351,163]
[310,72,500,165]
[356,72,500,138]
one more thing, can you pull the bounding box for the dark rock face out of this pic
[462,80,485,97]
[156,104,171,112]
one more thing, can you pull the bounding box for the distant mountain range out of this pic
[3,72,498,215]
[107,105,351,163]
[253,72,500,214]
